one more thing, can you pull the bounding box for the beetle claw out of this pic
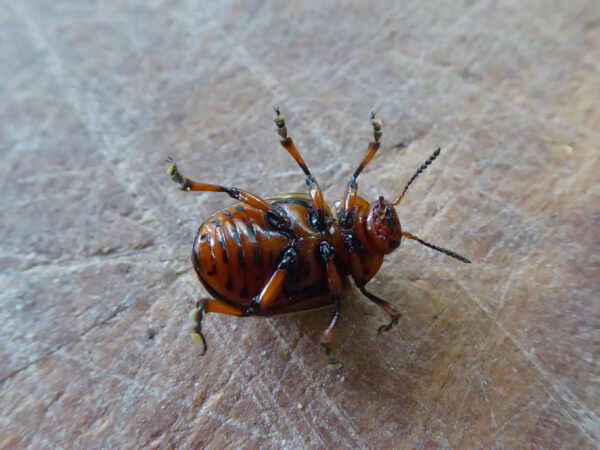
[322,342,342,370]
[191,332,208,355]
[377,318,399,333]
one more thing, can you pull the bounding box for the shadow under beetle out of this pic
[167,109,470,368]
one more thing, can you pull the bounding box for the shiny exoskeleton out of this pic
[167,109,470,368]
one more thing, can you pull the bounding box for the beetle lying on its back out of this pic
[167,109,470,368]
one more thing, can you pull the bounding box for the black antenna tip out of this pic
[273,106,280,115]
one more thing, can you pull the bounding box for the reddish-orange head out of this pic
[363,196,402,255]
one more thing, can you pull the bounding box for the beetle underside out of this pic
[167,109,470,368]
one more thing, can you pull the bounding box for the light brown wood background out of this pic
[1,1,599,448]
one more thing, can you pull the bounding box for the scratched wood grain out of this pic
[1,0,599,448]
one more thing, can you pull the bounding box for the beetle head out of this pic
[364,196,402,254]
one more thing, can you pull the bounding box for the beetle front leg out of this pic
[341,113,382,228]
[358,286,403,333]
[273,109,329,232]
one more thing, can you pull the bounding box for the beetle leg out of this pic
[358,286,403,333]
[166,158,288,224]
[319,241,343,369]
[321,293,342,370]
[192,298,244,355]
[243,247,297,316]
[341,113,382,229]
[273,109,328,232]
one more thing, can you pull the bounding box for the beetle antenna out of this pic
[393,148,441,206]
[402,232,470,263]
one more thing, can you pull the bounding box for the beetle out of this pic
[167,108,470,368]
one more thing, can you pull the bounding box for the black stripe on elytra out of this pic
[223,211,233,218]
[269,251,274,267]
[231,224,241,245]
[211,219,221,227]
[253,246,261,267]
[226,278,233,291]
[237,247,245,268]
[240,285,249,299]
[216,230,229,264]
[245,223,257,243]
[235,206,246,214]
[207,265,217,276]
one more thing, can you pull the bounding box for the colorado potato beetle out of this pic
[167,109,470,368]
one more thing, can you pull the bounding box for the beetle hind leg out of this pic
[166,158,288,226]
[191,298,244,355]
[191,300,208,355]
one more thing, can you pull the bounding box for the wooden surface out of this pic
[1,1,599,448]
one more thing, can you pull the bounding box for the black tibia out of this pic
[359,286,402,333]
[243,247,297,316]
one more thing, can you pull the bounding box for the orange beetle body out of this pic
[192,194,387,316]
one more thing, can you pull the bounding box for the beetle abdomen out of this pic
[193,204,289,308]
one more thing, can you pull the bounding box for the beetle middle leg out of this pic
[358,286,403,333]
[243,247,297,316]
[319,241,343,369]
[273,109,328,232]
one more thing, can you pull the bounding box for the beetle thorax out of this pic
[363,196,402,254]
